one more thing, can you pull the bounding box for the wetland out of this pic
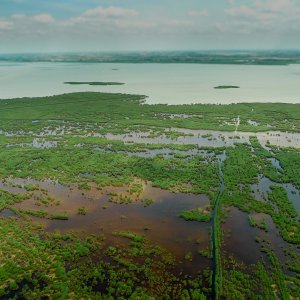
[0,92,300,299]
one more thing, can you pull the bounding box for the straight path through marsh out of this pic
[211,152,225,300]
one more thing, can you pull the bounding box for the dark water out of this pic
[0,178,211,276]
[251,176,300,216]
[1,141,299,278]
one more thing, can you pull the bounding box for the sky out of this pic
[0,0,300,53]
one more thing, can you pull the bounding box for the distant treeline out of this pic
[1,50,300,65]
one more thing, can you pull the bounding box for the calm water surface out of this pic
[1,62,300,104]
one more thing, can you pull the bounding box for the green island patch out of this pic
[214,85,240,89]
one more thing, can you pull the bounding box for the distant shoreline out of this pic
[1,50,300,66]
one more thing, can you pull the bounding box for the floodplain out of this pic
[0,92,300,299]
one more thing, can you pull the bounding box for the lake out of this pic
[1,62,300,104]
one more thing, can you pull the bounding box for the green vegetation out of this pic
[219,136,300,298]
[1,92,300,133]
[0,218,101,299]
[22,209,48,218]
[143,198,154,207]
[128,182,143,195]
[77,206,87,215]
[212,192,223,300]
[0,219,209,299]
[0,190,31,211]
[214,85,240,89]
[0,140,220,197]
[179,206,211,222]
[184,252,193,261]
[275,147,300,187]
[24,184,39,191]
[248,215,268,231]
[0,91,300,299]
[49,213,69,220]
[15,208,69,220]
[267,186,300,243]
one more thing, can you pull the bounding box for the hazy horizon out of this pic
[2,49,300,55]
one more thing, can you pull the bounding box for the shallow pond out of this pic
[1,178,211,276]
[222,207,291,269]
[103,128,300,149]
[251,176,300,216]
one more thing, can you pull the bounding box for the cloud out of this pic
[82,6,139,18]
[226,5,258,17]
[226,5,276,24]
[32,14,55,24]
[188,10,209,17]
[0,20,12,29]
[1,3,300,51]
[254,0,295,13]
[226,0,300,26]
[0,6,152,50]
[9,13,55,24]
[62,6,140,29]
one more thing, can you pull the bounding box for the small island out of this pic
[214,85,240,89]
[64,81,124,86]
